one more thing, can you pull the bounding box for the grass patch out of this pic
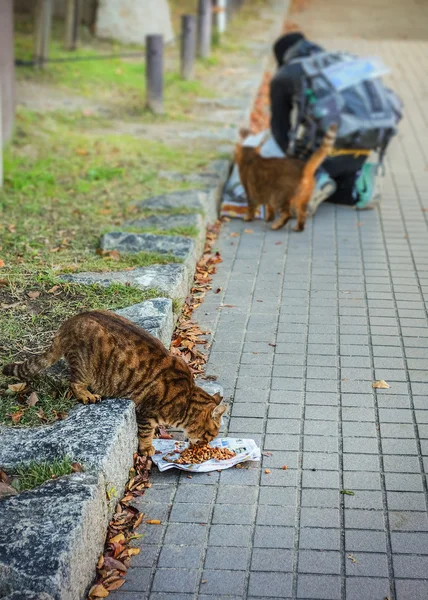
[9,457,75,492]
[0,108,216,286]
[110,224,200,238]
[0,280,159,427]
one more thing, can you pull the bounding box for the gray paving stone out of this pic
[299,528,341,551]
[390,531,428,554]
[298,550,340,575]
[297,574,341,600]
[254,526,294,548]
[199,570,246,596]
[151,569,199,594]
[164,523,208,546]
[118,568,152,592]
[345,530,387,553]
[347,576,392,600]
[157,545,204,569]
[248,572,293,597]
[169,503,211,523]
[344,509,384,530]
[395,580,428,600]
[389,511,428,532]
[204,547,250,571]
[212,503,256,524]
[208,525,252,547]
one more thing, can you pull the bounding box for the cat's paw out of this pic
[78,391,101,405]
[243,214,254,222]
[139,444,155,457]
[293,224,305,232]
[271,220,283,230]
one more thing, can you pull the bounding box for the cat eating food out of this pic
[2,310,226,456]
[235,124,337,232]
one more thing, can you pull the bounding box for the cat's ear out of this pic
[212,404,226,419]
[212,392,223,405]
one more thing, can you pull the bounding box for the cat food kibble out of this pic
[173,442,236,465]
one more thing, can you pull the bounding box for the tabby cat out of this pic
[3,310,226,456]
[235,124,337,232]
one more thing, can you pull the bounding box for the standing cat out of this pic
[235,124,337,231]
[2,311,226,456]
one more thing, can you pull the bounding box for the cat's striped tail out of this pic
[302,124,338,178]
[2,336,63,381]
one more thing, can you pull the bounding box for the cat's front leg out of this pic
[137,418,157,456]
[265,204,275,222]
[244,204,256,222]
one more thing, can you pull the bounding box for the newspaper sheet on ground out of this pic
[152,438,261,473]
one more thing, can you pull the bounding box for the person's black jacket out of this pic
[270,39,324,155]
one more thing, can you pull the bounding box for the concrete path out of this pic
[112,1,428,598]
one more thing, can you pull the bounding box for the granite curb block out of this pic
[62,263,188,300]
[0,400,138,600]
[0,474,107,600]
[115,298,174,348]
[100,232,198,285]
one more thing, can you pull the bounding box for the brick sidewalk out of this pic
[111,1,428,599]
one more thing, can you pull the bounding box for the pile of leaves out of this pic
[170,220,223,377]
[88,454,152,598]
[250,71,272,133]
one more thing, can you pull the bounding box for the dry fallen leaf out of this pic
[106,579,125,591]
[347,554,358,564]
[372,380,390,389]
[244,228,254,234]
[109,533,125,544]
[10,410,25,424]
[282,465,288,470]
[264,469,271,474]
[8,383,26,393]
[214,288,222,294]
[0,259,5,268]
[0,482,18,498]
[75,148,89,156]
[88,584,109,598]
[27,392,39,407]
[146,519,161,525]
[71,462,84,473]
[47,285,61,294]
[127,548,140,557]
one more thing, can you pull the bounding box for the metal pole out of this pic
[197,0,212,59]
[145,34,164,114]
[180,15,196,80]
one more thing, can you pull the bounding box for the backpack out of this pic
[287,42,403,164]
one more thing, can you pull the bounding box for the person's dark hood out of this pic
[283,39,324,65]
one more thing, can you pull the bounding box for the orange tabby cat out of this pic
[235,124,337,231]
[3,311,226,456]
